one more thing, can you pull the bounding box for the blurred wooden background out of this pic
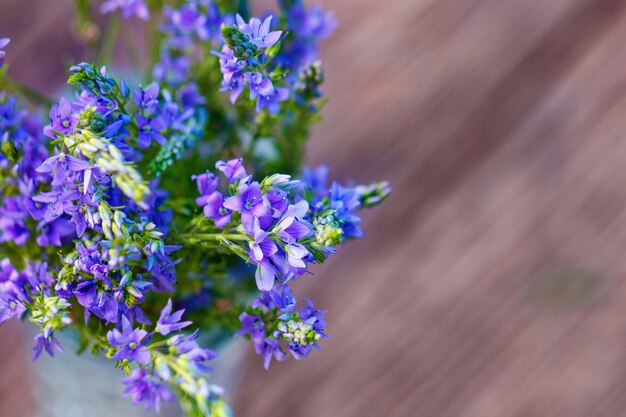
[5,0,626,416]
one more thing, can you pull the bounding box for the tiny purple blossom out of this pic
[236,14,283,48]
[215,158,247,183]
[249,221,278,263]
[193,172,219,198]
[201,191,232,229]
[235,312,265,340]
[44,97,78,138]
[254,337,287,370]
[223,181,271,232]
[122,368,175,412]
[156,299,192,336]
[133,82,160,110]
[35,153,91,186]
[33,333,64,361]
[0,38,9,69]
[256,87,289,114]
[136,114,167,148]
[106,316,152,365]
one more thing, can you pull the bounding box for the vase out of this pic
[23,323,246,417]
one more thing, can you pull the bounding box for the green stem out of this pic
[180,233,249,242]
[98,15,121,65]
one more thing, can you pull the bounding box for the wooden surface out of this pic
[4,0,626,416]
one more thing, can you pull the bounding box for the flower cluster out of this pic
[107,301,225,414]
[277,0,337,74]
[188,158,387,367]
[215,14,289,113]
[237,285,326,369]
[0,1,389,416]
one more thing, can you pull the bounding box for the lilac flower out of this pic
[246,72,275,99]
[200,191,232,229]
[0,197,30,245]
[223,181,270,232]
[193,172,219,198]
[35,218,74,247]
[33,333,64,360]
[168,329,218,363]
[284,243,309,269]
[136,114,167,148]
[156,299,192,336]
[255,337,287,370]
[35,153,90,186]
[133,83,160,111]
[248,221,278,264]
[100,0,149,20]
[215,158,247,183]
[235,14,282,49]
[0,38,9,69]
[256,86,289,114]
[106,316,152,365]
[43,97,78,138]
[275,200,313,244]
[270,285,296,313]
[255,263,278,293]
[235,312,265,340]
[122,369,175,412]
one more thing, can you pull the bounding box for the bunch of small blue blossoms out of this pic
[0,1,389,415]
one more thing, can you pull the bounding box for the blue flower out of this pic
[215,158,247,183]
[33,333,64,361]
[136,114,167,148]
[122,368,175,412]
[223,181,271,232]
[106,316,152,365]
[156,299,192,336]
[35,153,91,187]
[0,38,9,69]
[235,14,283,49]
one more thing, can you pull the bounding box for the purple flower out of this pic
[33,333,64,361]
[136,114,167,148]
[236,14,283,49]
[133,83,160,111]
[0,38,10,69]
[35,153,90,187]
[223,181,270,232]
[100,0,149,20]
[246,72,275,99]
[168,329,218,363]
[249,220,278,264]
[256,86,289,114]
[193,172,219,197]
[215,158,247,183]
[106,316,152,365]
[35,218,75,247]
[200,191,232,229]
[275,200,313,244]
[44,97,78,138]
[235,312,265,340]
[122,369,175,412]
[156,299,192,336]
[255,263,278,293]
[254,337,286,370]
[270,285,296,313]
[0,196,30,245]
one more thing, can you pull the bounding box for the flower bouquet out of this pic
[0,0,389,415]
